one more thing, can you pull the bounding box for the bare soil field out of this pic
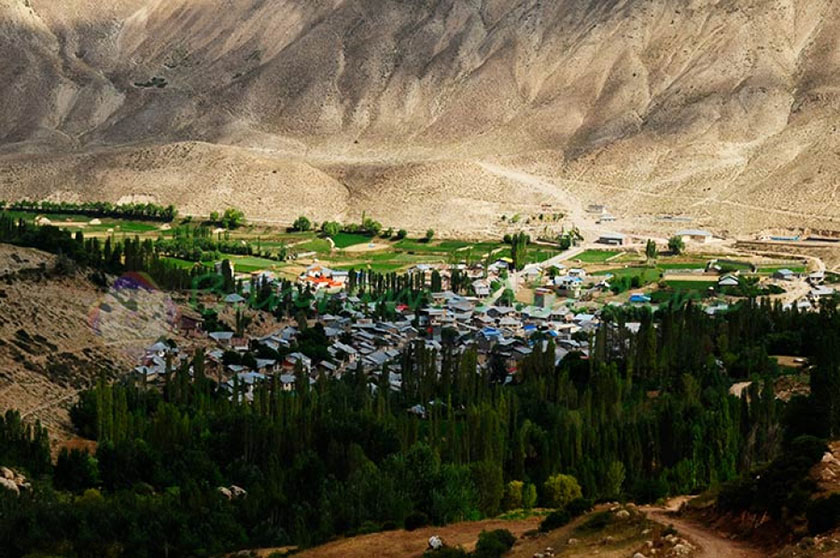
[342,242,391,253]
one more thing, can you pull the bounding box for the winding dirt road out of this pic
[644,504,762,558]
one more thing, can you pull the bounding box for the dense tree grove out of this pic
[2,292,839,556]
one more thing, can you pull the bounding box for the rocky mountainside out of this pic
[1,0,839,235]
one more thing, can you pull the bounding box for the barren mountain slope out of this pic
[1,0,840,235]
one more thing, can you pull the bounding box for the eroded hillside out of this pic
[1,0,840,235]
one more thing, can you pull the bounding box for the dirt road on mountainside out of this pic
[644,503,762,558]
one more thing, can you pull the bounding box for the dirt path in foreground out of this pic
[251,516,541,558]
[644,506,762,558]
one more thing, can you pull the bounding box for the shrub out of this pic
[631,478,669,505]
[356,520,381,535]
[668,235,684,254]
[321,221,341,237]
[522,483,537,509]
[539,509,571,532]
[396,229,407,240]
[806,494,840,535]
[292,216,312,232]
[404,511,429,531]
[503,480,524,510]
[473,529,516,558]
[543,473,582,508]
[566,497,594,518]
[579,510,611,532]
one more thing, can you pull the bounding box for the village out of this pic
[130,223,838,406]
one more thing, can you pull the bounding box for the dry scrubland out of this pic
[1,0,840,235]
[0,244,284,448]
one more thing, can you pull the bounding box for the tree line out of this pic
[2,200,178,222]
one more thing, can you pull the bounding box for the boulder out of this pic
[217,486,232,500]
[615,509,631,519]
[634,553,647,558]
[428,536,443,551]
[229,485,248,499]
[672,543,691,555]
[0,466,13,480]
[0,478,19,496]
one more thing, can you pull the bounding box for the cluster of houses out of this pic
[130,245,839,403]
[296,264,349,292]
[134,279,602,401]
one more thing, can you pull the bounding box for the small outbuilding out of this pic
[597,232,627,246]
[677,229,713,244]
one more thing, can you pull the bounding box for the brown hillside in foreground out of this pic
[2,0,840,235]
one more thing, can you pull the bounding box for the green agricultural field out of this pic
[332,232,373,249]
[657,261,708,270]
[650,289,705,304]
[575,250,620,263]
[229,256,287,273]
[525,247,565,264]
[393,238,457,253]
[110,222,160,233]
[597,266,662,283]
[393,238,504,259]
[293,238,332,254]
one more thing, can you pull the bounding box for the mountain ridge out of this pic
[2,0,840,235]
